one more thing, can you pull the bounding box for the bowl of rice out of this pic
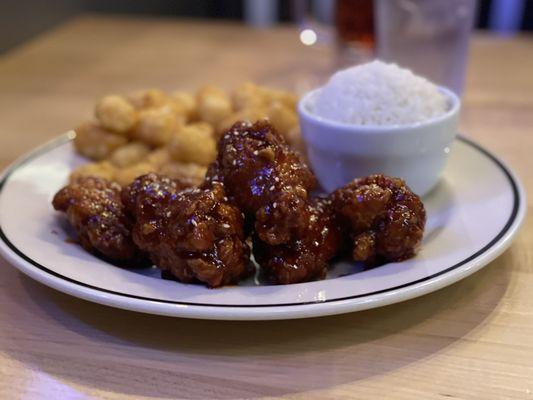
[298,60,460,196]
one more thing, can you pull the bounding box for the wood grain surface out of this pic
[0,15,532,400]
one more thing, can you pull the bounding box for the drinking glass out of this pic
[375,0,477,95]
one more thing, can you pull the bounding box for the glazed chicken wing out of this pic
[207,120,316,245]
[52,176,146,266]
[253,197,342,284]
[331,174,426,265]
[122,173,250,287]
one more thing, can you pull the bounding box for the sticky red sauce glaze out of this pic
[52,176,146,266]
[122,173,250,288]
[206,120,316,245]
[331,174,426,265]
[253,197,342,284]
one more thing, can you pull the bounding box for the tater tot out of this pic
[74,121,128,160]
[109,142,151,168]
[69,161,117,183]
[196,85,232,126]
[186,121,214,137]
[114,161,157,187]
[144,148,172,168]
[259,86,298,109]
[158,102,188,126]
[94,95,137,134]
[278,92,298,110]
[232,83,298,111]
[232,82,265,111]
[131,107,177,147]
[170,91,197,120]
[168,123,216,165]
[158,162,207,187]
[216,108,268,136]
[267,101,298,136]
[285,126,307,158]
[127,89,168,110]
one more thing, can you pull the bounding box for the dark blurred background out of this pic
[1,0,532,53]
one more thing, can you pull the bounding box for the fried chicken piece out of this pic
[253,197,342,284]
[122,173,250,287]
[52,177,146,266]
[331,174,426,265]
[207,120,316,245]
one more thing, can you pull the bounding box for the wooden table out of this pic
[0,15,532,399]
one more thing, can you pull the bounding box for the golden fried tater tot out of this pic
[285,126,307,158]
[114,161,157,187]
[260,87,298,110]
[143,145,172,168]
[144,148,172,168]
[170,91,197,120]
[232,82,265,111]
[158,162,207,187]
[69,161,117,183]
[216,107,268,136]
[196,85,232,126]
[127,89,168,110]
[94,95,137,134]
[131,107,177,147]
[109,142,151,168]
[232,83,298,111]
[267,101,298,136]
[74,121,128,160]
[168,122,216,165]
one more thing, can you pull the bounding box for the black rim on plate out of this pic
[0,135,521,308]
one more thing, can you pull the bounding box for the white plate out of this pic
[0,133,526,320]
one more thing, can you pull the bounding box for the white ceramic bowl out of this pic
[298,86,460,196]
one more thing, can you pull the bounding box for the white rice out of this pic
[312,60,448,126]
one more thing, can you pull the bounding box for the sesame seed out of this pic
[191,219,198,227]
[222,223,230,229]
[273,202,277,209]
[274,177,279,182]
[269,185,275,191]
[253,150,258,155]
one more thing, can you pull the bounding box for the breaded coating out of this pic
[158,162,207,188]
[69,161,117,183]
[196,85,232,126]
[74,121,128,161]
[168,122,216,165]
[207,120,316,245]
[52,177,145,265]
[94,95,137,134]
[122,174,250,287]
[253,197,341,284]
[127,89,169,110]
[109,142,151,168]
[331,174,426,265]
[131,107,178,147]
